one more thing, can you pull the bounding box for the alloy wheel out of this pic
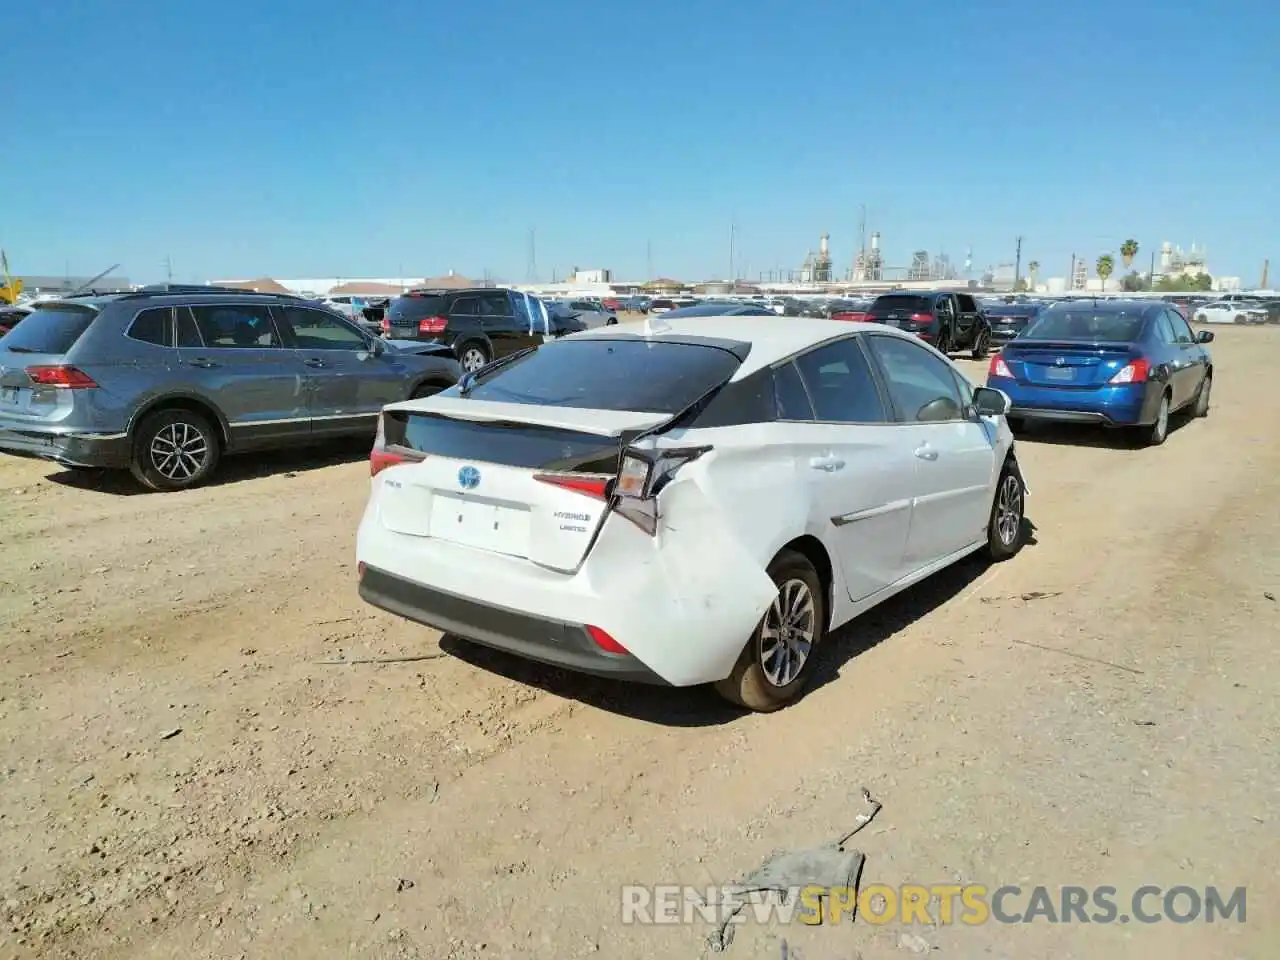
[1155,396,1169,440]
[996,473,1023,546]
[760,578,816,687]
[461,348,487,372]
[149,422,210,482]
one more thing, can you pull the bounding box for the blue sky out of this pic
[3,0,1276,285]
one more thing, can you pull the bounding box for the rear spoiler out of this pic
[384,395,671,438]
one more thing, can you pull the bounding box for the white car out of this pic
[356,318,1028,712]
[1193,301,1267,324]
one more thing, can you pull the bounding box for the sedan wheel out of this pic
[460,346,489,372]
[985,464,1025,561]
[1193,375,1212,417]
[1143,393,1170,446]
[715,549,826,712]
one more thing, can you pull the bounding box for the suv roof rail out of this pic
[122,283,304,300]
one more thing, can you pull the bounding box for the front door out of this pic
[179,304,311,448]
[864,334,997,567]
[1165,308,1207,407]
[781,339,916,601]
[275,305,405,439]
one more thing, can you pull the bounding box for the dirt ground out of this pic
[1,327,1277,960]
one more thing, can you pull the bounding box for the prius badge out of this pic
[457,465,481,490]
[1055,357,1066,366]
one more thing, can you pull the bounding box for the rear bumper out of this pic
[359,565,669,684]
[990,377,1148,426]
[0,424,131,468]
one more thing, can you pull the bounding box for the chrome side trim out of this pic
[912,484,988,507]
[831,498,911,527]
[227,412,378,429]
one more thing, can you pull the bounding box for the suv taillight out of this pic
[418,315,448,335]
[25,365,98,388]
[380,316,390,334]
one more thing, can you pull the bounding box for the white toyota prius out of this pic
[356,317,1028,711]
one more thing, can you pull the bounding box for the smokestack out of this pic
[870,232,880,252]
[819,233,829,256]
[1263,259,1270,289]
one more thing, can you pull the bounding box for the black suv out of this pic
[865,291,991,358]
[382,288,581,372]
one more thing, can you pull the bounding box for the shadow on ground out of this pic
[1014,410,1196,449]
[438,517,1039,728]
[44,439,371,495]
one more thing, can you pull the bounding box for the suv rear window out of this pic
[387,294,448,325]
[459,338,742,413]
[870,295,931,314]
[0,305,98,354]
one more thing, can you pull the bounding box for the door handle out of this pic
[914,444,939,461]
[304,358,329,368]
[808,455,845,471]
[187,358,219,368]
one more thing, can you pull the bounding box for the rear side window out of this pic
[773,362,815,420]
[870,295,930,315]
[793,338,888,423]
[189,304,281,348]
[461,339,742,413]
[175,307,204,346]
[387,294,448,324]
[0,305,98,354]
[127,308,173,346]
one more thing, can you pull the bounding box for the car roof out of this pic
[567,316,920,378]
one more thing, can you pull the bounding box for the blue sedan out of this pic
[985,299,1214,446]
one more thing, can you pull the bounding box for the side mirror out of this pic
[972,386,1010,417]
[1197,330,1214,343]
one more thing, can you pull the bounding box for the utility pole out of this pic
[1069,253,1077,291]
[164,256,173,283]
[729,218,737,284]
[1149,250,1156,290]
[1261,259,1270,289]
[857,204,866,278]
[1014,236,1023,289]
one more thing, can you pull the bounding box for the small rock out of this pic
[899,931,931,953]
[1264,591,1276,602]
[159,728,183,740]
[240,647,256,656]
[396,878,414,892]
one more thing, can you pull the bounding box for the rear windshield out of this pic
[1023,308,1146,342]
[459,338,742,413]
[386,294,448,323]
[986,305,1039,317]
[870,295,930,313]
[0,305,98,354]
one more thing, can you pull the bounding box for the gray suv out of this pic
[0,285,462,491]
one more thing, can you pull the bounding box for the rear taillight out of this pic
[832,311,867,322]
[586,625,629,655]
[381,317,390,333]
[418,315,448,335]
[613,446,711,536]
[1109,357,1150,384]
[909,312,935,326]
[532,473,611,500]
[989,354,1013,379]
[25,365,98,388]
[370,415,424,477]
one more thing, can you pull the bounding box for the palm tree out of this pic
[1027,261,1040,289]
[1120,239,1139,268]
[1097,254,1115,291]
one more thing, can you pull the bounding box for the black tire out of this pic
[410,382,447,400]
[457,342,490,372]
[971,326,990,360]
[129,409,221,492]
[935,327,952,356]
[714,549,826,713]
[1139,391,1171,447]
[986,460,1026,561]
[1192,373,1212,418]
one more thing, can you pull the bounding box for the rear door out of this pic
[276,304,403,438]
[479,291,534,358]
[954,293,979,343]
[782,338,917,600]
[864,334,996,566]
[179,304,311,446]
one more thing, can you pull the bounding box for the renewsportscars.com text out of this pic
[620,884,1246,926]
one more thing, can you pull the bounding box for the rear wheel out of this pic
[130,409,220,492]
[1140,392,1171,446]
[935,328,953,356]
[458,343,489,372]
[715,550,825,713]
[986,462,1025,561]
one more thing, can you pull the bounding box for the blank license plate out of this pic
[0,387,18,404]
[428,492,531,557]
[1044,367,1075,380]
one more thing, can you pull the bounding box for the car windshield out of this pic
[0,304,99,353]
[456,338,743,413]
[1022,308,1146,342]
